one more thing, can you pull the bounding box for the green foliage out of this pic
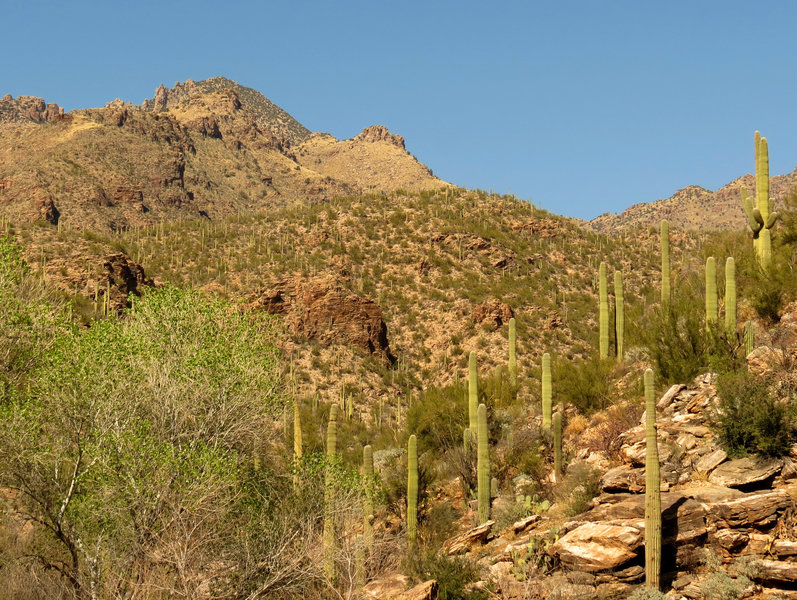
[599,262,609,358]
[710,372,795,457]
[0,284,286,597]
[405,550,488,600]
[554,356,614,415]
[555,463,601,517]
[700,550,757,600]
[407,434,418,542]
[407,382,467,455]
[541,352,553,427]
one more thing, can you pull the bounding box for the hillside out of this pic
[588,169,797,234]
[0,78,445,233]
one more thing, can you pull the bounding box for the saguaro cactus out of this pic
[725,257,736,336]
[407,434,418,543]
[644,369,661,590]
[614,270,624,362]
[363,444,374,558]
[742,132,779,269]
[553,409,563,482]
[508,317,517,389]
[477,403,490,524]
[468,352,478,432]
[292,400,303,489]
[705,257,717,325]
[541,352,552,430]
[599,262,609,359]
[323,405,339,583]
[661,221,670,307]
[745,321,755,356]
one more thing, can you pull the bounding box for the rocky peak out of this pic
[0,94,65,123]
[354,125,406,149]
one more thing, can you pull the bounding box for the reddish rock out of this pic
[32,194,59,225]
[252,275,393,361]
[103,253,154,301]
[473,297,514,329]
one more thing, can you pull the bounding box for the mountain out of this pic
[588,169,797,234]
[0,77,445,233]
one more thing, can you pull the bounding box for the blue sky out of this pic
[3,1,797,220]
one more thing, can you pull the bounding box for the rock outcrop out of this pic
[251,275,393,361]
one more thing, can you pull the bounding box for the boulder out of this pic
[398,580,437,600]
[472,297,514,329]
[443,520,494,555]
[756,559,797,584]
[709,457,782,489]
[707,489,791,529]
[550,522,642,571]
[693,449,727,474]
[251,275,393,361]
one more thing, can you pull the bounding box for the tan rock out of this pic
[694,448,727,474]
[550,522,642,572]
[709,457,782,488]
[398,580,437,600]
[708,489,791,529]
[442,520,494,555]
[756,559,797,583]
[362,574,408,599]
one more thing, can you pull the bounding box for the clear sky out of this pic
[3,1,797,220]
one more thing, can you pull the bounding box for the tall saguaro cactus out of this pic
[553,409,563,482]
[661,221,671,307]
[614,270,624,362]
[292,400,303,489]
[705,257,717,325]
[508,318,517,389]
[599,262,609,359]
[407,434,418,543]
[742,132,779,270]
[644,369,661,590]
[363,444,374,559]
[725,257,737,336]
[477,403,490,524]
[541,352,552,430]
[323,405,339,583]
[468,352,478,432]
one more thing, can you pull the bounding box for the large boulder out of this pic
[251,275,393,361]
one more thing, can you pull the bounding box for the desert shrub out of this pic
[555,357,615,415]
[627,587,667,600]
[709,372,795,457]
[407,382,468,454]
[700,550,757,600]
[555,463,602,517]
[404,550,488,600]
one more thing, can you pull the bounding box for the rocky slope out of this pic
[0,78,445,233]
[361,302,797,600]
[588,170,797,234]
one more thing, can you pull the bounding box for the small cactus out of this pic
[745,320,755,356]
[614,270,624,362]
[725,257,736,337]
[705,257,717,325]
[407,434,418,543]
[599,262,609,359]
[553,409,563,482]
[644,369,661,590]
[468,352,478,432]
[477,403,490,524]
[508,317,518,389]
[323,405,339,583]
[363,444,374,559]
[661,221,670,307]
[541,352,552,430]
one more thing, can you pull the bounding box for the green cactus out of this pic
[599,262,609,359]
[292,400,303,489]
[705,257,717,325]
[614,270,624,363]
[323,404,339,583]
[725,257,736,337]
[407,434,418,543]
[553,409,563,482]
[508,317,517,389]
[745,320,755,356]
[742,132,779,269]
[468,351,478,432]
[463,427,473,456]
[363,444,374,559]
[541,352,552,430]
[644,369,661,590]
[661,221,670,307]
[477,403,490,524]
[491,476,499,499]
